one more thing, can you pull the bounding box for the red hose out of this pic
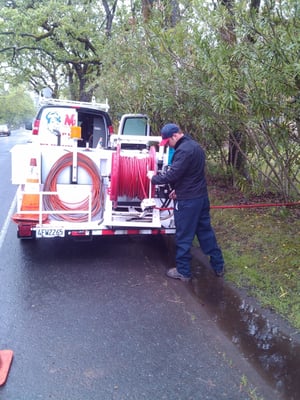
[43,152,103,221]
[110,145,156,203]
[211,202,300,209]
[110,145,120,204]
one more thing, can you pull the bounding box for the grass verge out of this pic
[208,184,300,330]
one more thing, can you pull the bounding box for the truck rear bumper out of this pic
[17,223,175,240]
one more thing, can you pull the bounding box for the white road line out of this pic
[0,191,17,250]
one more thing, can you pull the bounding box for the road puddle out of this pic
[190,256,300,400]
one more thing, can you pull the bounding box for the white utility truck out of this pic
[11,99,175,239]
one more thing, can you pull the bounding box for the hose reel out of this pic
[43,152,103,221]
[110,145,157,206]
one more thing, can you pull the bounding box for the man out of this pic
[147,123,224,282]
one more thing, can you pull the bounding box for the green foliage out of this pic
[98,0,300,199]
[209,186,300,329]
[0,0,109,99]
[0,86,35,127]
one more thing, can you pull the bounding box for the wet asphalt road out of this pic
[0,131,283,400]
[0,233,282,400]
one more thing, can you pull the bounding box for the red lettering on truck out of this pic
[64,114,76,126]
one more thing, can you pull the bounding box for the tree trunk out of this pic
[142,0,154,22]
[219,0,260,179]
[228,131,244,171]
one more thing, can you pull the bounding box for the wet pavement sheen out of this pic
[190,246,300,400]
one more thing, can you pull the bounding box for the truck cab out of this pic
[110,114,158,151]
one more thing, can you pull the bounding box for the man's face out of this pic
[167,133,178,148]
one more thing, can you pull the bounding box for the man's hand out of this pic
[169,189,176,199]
[147,170,155,180]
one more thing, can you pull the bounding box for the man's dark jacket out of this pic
[151,135,208,200]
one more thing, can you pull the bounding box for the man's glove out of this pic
[147,170,155,180]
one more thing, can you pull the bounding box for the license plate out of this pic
[36,228,65,238]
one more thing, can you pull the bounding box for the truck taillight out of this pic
[17,224,34,238]
[108,125,114,134]
[32,119,40,135]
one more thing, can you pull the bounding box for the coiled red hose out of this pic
[110,145,156,203]
[43,152,102,222]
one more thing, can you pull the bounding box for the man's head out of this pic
[160,123,183,147]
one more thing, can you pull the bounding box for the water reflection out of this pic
[190,259,300,400]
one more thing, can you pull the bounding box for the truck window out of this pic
[122,117,148,136]
[78,113,107,148]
